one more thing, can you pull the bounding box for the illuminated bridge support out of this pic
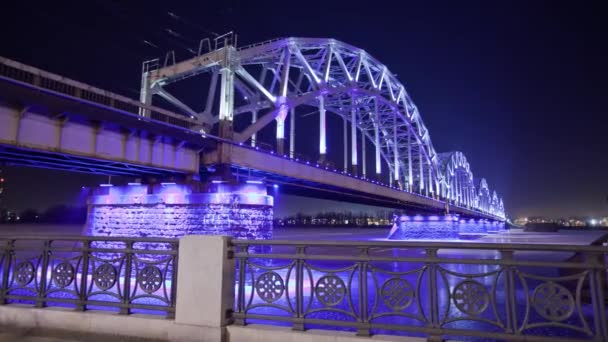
[85,182,274,240]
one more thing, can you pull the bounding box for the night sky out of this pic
[0,1,606,219]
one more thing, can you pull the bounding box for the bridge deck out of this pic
[204,144,502,220]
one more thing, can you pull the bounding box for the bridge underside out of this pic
[0,144,186,176]
[203,145,502,220]
[0,74,205,176]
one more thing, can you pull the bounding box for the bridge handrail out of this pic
[232,238,608,340]
[0,235,178,316]
[0,56,200,130]
[231,237,608,252]
[237,37,286,51]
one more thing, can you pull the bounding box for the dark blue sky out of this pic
[0,1,606,218]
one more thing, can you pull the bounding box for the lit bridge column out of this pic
[318,95,326,162]
[418,147,424,194]
[217,60,235,177]
[351,96,358,175]
[407,131,413,192]
[289,108,295,158]
[275,105,287,155]
[428,166,433,198]
[276,48,291,156]
[361,125,366,178]
[251,110,257,147]
[218,67,235,133]
[374,99,381,180]
[393,112,400,188]
[343,115,348,172]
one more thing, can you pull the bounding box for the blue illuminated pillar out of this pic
[289,107,295,158]
[351,96,358,175]
[251,111,257,147]
[361,126,366,178]
[218,65,235,144]
[276,105,287,155]
[393,112,400,188]
[374,99,381,179]
[418,147,424,193]
[407,131,413,192]
[428,166,433,197]
[217,61,235,173]
[318,95,326,162]
[343,115,348,172]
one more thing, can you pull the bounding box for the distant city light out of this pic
[161,182,176,186]
[128,182,142,186]
[590,219,597,226]
[99,184,113,187]
[246,180,264,184]
[273,184,279,189]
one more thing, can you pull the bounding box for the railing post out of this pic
[586,252,608,339]
[0,240,13,304]
[356,247,370,336]
[426,248,442,342]
[501,250,518,335]
[35,239,51,308]
[167,240,179,319]
[120,240,133,315]
[293,246,305,331]
[234,245,247,325]
[77,240,90,311]
[174,235,234,341]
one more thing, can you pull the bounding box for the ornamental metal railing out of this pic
[0,236,178,318]
[0,56,199,130]
[232,239,608,341]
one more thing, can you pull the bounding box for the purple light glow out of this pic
[99,184,113,187]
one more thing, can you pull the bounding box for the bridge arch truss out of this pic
[140,36,505,219]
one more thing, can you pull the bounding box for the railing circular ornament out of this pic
[532,282,574,321]
[381,278,414,310]
[255,271,285,303]
[138,266,163,294]
[93,263,117,290]
[52,262,75,288]
[315,275,346,307]
[15,261,35,286]
[452,280,490,316]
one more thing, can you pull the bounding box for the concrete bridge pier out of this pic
[85,179,274,241]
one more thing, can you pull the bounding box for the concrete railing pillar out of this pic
[174,235,234,341]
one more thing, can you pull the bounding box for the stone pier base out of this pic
[84,182,274,240]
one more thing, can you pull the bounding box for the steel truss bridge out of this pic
[142,35,504,219]
[0,34,505,220]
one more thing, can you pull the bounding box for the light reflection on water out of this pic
[388,216,506,241]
